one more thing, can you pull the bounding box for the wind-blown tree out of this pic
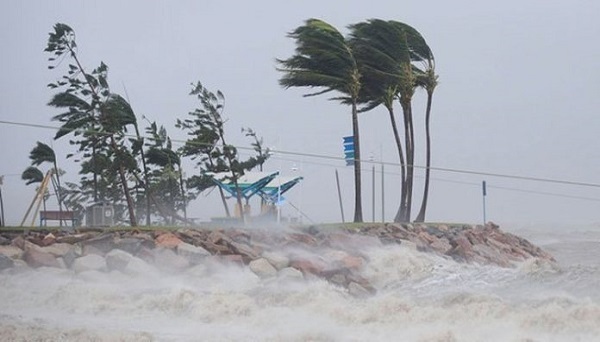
[45,23,139,226]
[26,142,65,214]
[144,122,190,224]
[277,18,364,222]
[177,81,269,223]
[414,55,438,222]
[350,19,434,222]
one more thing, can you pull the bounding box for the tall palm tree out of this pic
[350,19,433,222]
[278,18,363,222]
[350,19,410,222]
[414,62,438,222]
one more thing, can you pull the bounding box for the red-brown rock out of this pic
[23,248,60,268]
[155,233,183,249]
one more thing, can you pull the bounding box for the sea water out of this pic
[1,224,599,341]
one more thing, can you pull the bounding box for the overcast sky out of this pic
[1,0,599,227]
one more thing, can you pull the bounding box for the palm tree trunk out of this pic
[385,103,407,223]
[405,104,415,221]
[134,124,151,226]
[396,100,412,222]
[351,101,363,223]
[415,90,434,222]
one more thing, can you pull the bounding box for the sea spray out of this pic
[1,224,600,341]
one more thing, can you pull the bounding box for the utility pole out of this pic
[0,175,5,227]
[381,163,385,222]
[335,169,345,223]
[372,164,375,222]
[482,180,487,225]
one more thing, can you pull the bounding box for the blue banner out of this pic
[343,136,354,144]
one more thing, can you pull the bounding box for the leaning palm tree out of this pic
[28,142,64,215]
[278,18,363,222]
[414,60,438,222]
[350,19,433,222]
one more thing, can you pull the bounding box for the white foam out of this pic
[1,227,600,341]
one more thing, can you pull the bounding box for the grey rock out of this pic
[72,254,106,273]
[0,245,23,259]
[62,249,79,268]
[278,267,304,281]
[123,256,158,276]
[105,249,133,272]
[0,254,14,270]
[262,251,289,270]
[249,258,277,278]
[114,238,143,255]
[348,282,371,297]
[41,243,75,257]
[177,242,210,264]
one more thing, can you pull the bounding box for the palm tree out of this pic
[278,18,363,222]
[414,61,438,222]
[350,19,410,222]
[28,142,64,216]
[350,19,434,222]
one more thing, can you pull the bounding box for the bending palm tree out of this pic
[414,63,438,222]
[350,19,433,222]
[278,18,363,222]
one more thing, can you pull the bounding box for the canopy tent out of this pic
[257,175,304,205]
[207,171,303,204]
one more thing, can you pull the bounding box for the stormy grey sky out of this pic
[1,0,599,226]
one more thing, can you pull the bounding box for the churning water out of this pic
[1,224,600,341]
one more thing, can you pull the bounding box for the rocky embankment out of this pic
[0,222,554,296]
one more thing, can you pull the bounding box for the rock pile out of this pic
[350,222,555,267]
[0,222,554,296]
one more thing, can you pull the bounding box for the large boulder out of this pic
[0,245,24,259]
[0,254,14,270]
[113,238,144,255]
[123,256,158,276]
[261,251,289,270]
[249,258,277,278]
[72,254,106,273]
[41,243,77,258]
[105,249,134,272]
[177,242,210,264]
[23,248,60,268]
[155,233,183,249]
[80,233,116,254]
[289,256,327,276]
[0,234,10,245]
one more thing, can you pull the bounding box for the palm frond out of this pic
[29,142,56,166]
[22,166,44,185]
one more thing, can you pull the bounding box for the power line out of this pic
[2,118,600,190]
[268,154,600,203]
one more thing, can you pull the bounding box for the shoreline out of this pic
[0,222,556,295]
